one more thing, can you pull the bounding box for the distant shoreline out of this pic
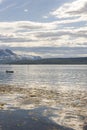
[0,48,87,64]
[0,57,87,64]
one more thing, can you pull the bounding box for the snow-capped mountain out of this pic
[0,49,41,64]
[0,49,16,57]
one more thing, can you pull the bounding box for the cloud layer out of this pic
[0,0,87,57]
[0,21,87,47]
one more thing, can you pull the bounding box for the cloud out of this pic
[50,0,87,28]
[0,33,36,43]
[42,15,48,19]
[51,0,87,18]
[24,9,28,12]
[17,21,57,30]
[0,0,87,58]
[67,2,87,15]
[0,20,87,49]
[0,0,4,4]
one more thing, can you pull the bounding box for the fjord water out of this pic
[0,65,87,90]
[0,65,87,130]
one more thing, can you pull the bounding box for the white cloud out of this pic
[51,0,87,18]
[0,0,3,4]
[43,15,48,19]
[24,9,28,12]
[0,20,87,49]
[0,0,87,57]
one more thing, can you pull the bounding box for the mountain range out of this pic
[0,49,87,64]
[0,49,41,64]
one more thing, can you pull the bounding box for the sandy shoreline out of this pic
[0,85,87,130]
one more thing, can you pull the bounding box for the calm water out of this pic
[0,65,87,90]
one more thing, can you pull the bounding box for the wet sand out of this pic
[0,85,87,130]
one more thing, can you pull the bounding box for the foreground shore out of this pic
[0,85,87,130]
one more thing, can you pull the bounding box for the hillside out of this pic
[0,49,41,64]
[0,49,87,64]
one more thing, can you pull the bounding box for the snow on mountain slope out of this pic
[0,49,41,63]
[0,49,16,57]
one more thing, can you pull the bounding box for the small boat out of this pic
[6,70,14,73]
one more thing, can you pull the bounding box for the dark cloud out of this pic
[18,25,44,30]
[36,30,87,39]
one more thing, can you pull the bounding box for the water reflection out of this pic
[0,69,14,85]
[0,64,87,130]
[0,86,87,130]
[0,108,74,130]
[0,65,87,90]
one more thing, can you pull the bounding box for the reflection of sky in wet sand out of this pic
[0,65,87,130]
[0,86,87,130]
[0,108,74,130]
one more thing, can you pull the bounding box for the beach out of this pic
[0,85,87,130]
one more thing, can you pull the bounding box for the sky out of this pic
[0,0,87,58]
